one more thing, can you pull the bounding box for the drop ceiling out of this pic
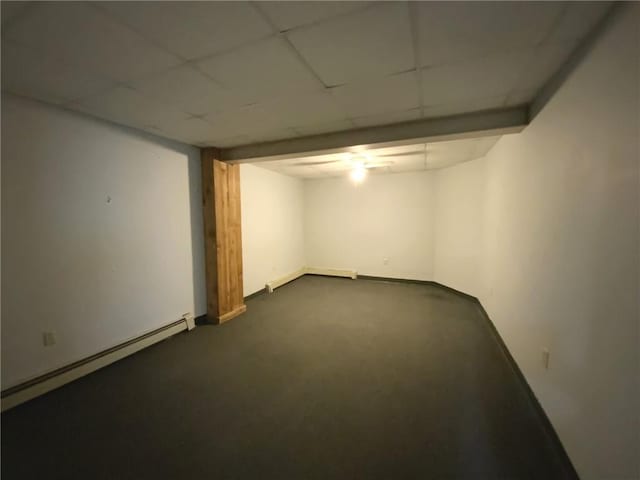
[1,1,611,148]
[254,135,501,179]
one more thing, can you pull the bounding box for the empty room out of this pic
[1,1,638,479]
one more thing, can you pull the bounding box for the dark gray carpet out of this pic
[1,276,573,479]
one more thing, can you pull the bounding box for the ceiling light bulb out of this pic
[350,165,367,184]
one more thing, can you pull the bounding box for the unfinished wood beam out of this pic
[201,149,246,324]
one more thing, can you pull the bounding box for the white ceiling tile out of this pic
[262,90,348,128]
[252,135,500,178]
[291,163,332,174]
[97,1,273,60]
[74,86,188,131]
[294,119,354,136]
[197,37,322,103]
[421,51,530,107]
[287,2,414,86]
[547,2,612,44]
[0,1,612,151]
[514,43,576,92]
[249,128,300,144]
[505,89,538,107]
[205,104,297,140]
[276,152,347,167]
[254,161,285,171]
[153,117,216,146]
[3,2,181,83]
[1,41,114,104]
[209,135,253,148]
[131,65,240,116]
[313,161,351,173]
[416,2,564,67]
[352,108,422,128]
[370,144,427,157]
[422,96,506,119]
[262,163,326,179]
[386,153,427,173]
[205,106,271,137]
[259,1,371,32]
[331,71,420,118]
[428,138,474,156]
[368,166,395,176]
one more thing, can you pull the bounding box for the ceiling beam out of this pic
[219,106,528,163]
[531,2,620,121]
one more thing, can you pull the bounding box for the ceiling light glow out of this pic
[350,164,367,184]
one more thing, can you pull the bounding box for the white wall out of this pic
[304,171,434,281]
[1,95,206,389]
[433,6,639,479]
[2,5,637,477]
[240,164,305,296]
[433,157,487,295]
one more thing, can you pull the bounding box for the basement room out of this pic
[1,2,638,479]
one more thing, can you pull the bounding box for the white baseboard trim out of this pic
[265,267,306,293]
[1,316,193,412]
[305,266,357,279]
[265,266,357,294]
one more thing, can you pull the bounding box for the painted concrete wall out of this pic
[240,164,305,296]
[433,6,639,479]
[1,95,206,389]
[304,171,434,281]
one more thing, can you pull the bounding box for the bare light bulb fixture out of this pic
[350,163,367,184]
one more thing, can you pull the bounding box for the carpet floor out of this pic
[1,276,573,479]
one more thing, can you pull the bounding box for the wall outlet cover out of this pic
[42,332,57,346]
[542,348,550,370]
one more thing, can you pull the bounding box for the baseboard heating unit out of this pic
[1,313,195,412]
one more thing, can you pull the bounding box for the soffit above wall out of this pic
[1,1,611,147]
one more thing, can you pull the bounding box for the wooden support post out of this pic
[201,149,246,324]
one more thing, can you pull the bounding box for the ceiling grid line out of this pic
[1,1,614,148]
[502,3,570,107]
[276,2,377,35]
[88,2,185,65]
[407,2,426,118]
[247,1,359,135]
[250,2,329,91]
[88,2,241,96]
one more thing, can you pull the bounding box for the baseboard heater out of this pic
[265,266,357,293]
[1,313,196,412]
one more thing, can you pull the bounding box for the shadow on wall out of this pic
[186,148,206,316]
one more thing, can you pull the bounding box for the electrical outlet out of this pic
[383,257,389,265]
[42,331,57,347]
[542,348,550,370]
